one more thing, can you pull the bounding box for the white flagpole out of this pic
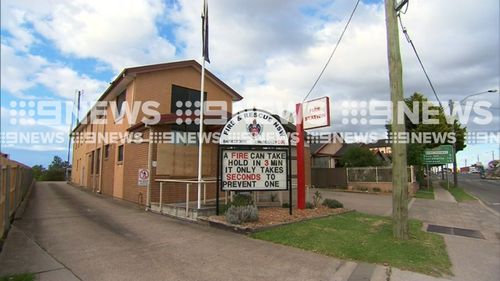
[197,0,208,210]
[197,59,205,210]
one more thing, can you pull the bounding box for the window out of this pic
[95,148,101,173]
[104,144,110,159]
[116,90,126,116]
[90,152,94,174]
[171,85,206,145]
[117,145,124,162]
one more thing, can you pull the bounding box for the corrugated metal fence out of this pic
[1,156,34,237]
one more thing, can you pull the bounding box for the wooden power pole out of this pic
[385,0,409,240]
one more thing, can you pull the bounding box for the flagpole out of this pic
[197,58,205,210]
[197,0,209,210]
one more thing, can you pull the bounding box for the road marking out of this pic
[491,203,500,206]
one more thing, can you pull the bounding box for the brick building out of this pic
[71,60,310,207]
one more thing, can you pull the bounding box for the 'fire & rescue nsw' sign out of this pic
[221,149,288,191]
[218,108,291,192]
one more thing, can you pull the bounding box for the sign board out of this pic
[303,96,330,130]
[221,149,288,191]
[423,145,453,165]
[137,168,149,186]
[219,109,289,146]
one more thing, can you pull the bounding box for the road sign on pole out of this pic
[423,145,453,165]
[296,96,330,210]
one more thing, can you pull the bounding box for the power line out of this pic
[397,13,443,108]
[302,0,361,102]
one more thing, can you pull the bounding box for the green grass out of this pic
[448,187,475,202]
[414,186,434,199]
[439,182,475,202]
[251,212,452,277]
[0,273,35,281]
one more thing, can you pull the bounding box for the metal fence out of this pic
[1,156,34,236]
[347,166,414,182]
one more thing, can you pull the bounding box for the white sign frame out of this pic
[221,148,289,191]
[303,96,331,130]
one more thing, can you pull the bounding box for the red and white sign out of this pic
[302,96,330,130]
[221,149,288,191]
[138,168,149,186]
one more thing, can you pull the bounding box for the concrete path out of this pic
[410,199,500,281]
[433,186,457,203]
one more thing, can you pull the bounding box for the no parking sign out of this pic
[138,169,149,186]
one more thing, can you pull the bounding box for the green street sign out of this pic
[423,145,453,165]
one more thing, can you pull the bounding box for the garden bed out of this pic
[202,206,350,233]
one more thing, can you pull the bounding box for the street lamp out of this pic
[458,89,498,104]
[448,89,498,187]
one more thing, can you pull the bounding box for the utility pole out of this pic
[492,151,495,161]
[385,0,408,240]
[448,99,458,187]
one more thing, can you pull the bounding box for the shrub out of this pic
[282,202,290,208]
[313,191,322,207]
[322,198,343,209]
[225,205,259,224]
[232,193,254,206]
[305,202,315,209]
[270,193,278,202]
[373,187,381,192]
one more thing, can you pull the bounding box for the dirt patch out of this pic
[207,206,349,231]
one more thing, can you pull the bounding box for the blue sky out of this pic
[1,0,499,167]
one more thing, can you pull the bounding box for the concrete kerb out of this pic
[198,209,354,235]
[467,192,500,217]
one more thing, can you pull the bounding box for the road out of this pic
[3,182,344,281]
[458,173,500,213]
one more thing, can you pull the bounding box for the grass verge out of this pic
[251,212,452,277]
[414,186,434,199]
[439,182,475,202]
[0,273,35,281]
[448,187,475,202]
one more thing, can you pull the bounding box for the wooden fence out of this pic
[1,155,34,237]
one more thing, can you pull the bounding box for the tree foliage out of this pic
[341,147,380,167]
[32,156,70,181]
[386,92,467,165]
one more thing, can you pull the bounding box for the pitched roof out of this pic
[333,143,364,157]
[73,60,242,132]
[308,133,344,155]
[365,139,391,148]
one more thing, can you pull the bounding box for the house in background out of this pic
[310,133,344,168]
[366,139,392,155]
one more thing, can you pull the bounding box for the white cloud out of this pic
[31,0,176,71]
[34,66,108,101]
[0,44,47,96]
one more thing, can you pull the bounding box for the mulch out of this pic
[208,206,349,230]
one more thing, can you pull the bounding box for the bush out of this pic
[313,191,322,207]
[305,202,315,209]
[232,193,254,206]
[373,187,381,192]
[322,198,343,209]
[282,202,290,208]
[225,205,259,224]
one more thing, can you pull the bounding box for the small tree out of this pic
[341,147,380,167]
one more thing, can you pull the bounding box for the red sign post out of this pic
[295,103,306,209]
[295,97,330,209]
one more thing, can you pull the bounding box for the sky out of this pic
[1,0,499,167]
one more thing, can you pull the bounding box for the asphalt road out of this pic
[9,182,344,281]
[458,173,500,213]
